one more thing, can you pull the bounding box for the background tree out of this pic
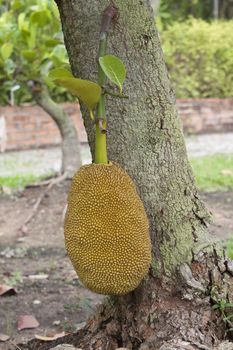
[49,1,232,349]
[157,0,233,21]
[0,0,81,176]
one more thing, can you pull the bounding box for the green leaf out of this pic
[212,304,220,310]
[224,303,233,308]
[50,0,60,20]
[26,23,37,49]
[11,0,23,11]
[18,12,26,31]
[45,38,61,47]
[30,10,49,27]
[1,43,13,60]
[49,70,101,115]
[22,50,36,61]
[48,67,73,80]
[99,54,126,92]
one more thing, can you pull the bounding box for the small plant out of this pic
[48,5,127,165]
[3,270,23,287]
[56,4,151,296]
[212,299,233,335]
[225,238,233,260]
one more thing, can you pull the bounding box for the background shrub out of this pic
[160,19,233,98]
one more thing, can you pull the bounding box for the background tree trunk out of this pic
[50,1,233,349]
[32,87,82,178]
[150,0,160,14]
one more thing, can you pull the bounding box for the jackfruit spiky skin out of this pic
[64,162,151,295]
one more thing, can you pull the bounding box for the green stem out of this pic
[104,89,129,99]
[94,32,108,164]
[94,3,118,164]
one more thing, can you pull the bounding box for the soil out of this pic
[0,182,232,350]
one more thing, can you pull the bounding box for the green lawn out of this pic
[0,173,54,190]
[190,155,233,192]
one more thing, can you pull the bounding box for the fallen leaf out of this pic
[2,186,12,195]
[221,169,233,177]
[16,237,26,243]
[17,315,40,330]
[0,284,17,297]
[52,320,61,326]
[20,225,28,235]
[35,331,67,341]
[0,334,10,342]
[28,274,48,280]
[48,345,81,350]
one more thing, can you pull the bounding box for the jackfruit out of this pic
[64,162,151,295]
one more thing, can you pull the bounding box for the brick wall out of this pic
[0,99,232,151]
[0,103,87,151]
[177,99,233,134]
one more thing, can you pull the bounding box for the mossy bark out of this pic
[45,1,233,348]
[32,88,82,177]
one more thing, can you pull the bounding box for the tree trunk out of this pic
[46,1,232,349]
[32,87,82,178]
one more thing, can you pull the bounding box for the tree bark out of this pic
[46,1,233,349]
[32,87,82,177]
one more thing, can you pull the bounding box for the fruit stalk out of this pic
[94,4,118,164]
[95,32,108,164]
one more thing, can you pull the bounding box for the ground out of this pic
[0,136,233,350]
[0,180,232,350]
[0,182,103,350]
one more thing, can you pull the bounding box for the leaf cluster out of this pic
[49,55,126,119]
[0,0,72,105]
[212,299,233,334]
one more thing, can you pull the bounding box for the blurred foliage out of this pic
[0,0,73,105]
[0,0,232,104]
[157,0,233,25]
[160,18,233,98]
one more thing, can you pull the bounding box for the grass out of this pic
[190,155,233,192]
[1,154,232,192]
[0,172,54,190]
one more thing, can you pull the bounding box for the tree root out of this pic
[18,243,233,350]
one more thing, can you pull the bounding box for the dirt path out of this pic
[0,183,232,349]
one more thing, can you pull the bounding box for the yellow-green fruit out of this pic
[64,162,151,295]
